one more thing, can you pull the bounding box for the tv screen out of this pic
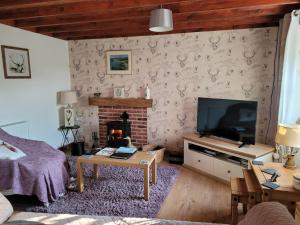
[197,98,258,145]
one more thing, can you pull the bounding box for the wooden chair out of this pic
[231,177,249,225]
[243,169,262,208]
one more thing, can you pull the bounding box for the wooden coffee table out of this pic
[76,151,157,200]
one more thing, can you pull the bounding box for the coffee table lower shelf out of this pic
[76,152,157,201]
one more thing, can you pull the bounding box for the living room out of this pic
[0,1,300,225]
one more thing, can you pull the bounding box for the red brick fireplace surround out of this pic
[98,106,147,147]
[89,97,153,148]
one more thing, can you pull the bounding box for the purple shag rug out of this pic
[26,156,179,218]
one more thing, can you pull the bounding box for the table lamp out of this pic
[275,124,300,169]
[60,91,77,127]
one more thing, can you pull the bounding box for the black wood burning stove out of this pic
[106,112,131,148]
[107,121,131,148]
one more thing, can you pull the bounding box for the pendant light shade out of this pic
[149,8,173,32]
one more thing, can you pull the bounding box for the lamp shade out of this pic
[60,91,77,105]
[275,124,300,148]
[149,8,173,32]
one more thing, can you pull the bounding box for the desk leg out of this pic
[231,195,239,225]
[152,158,157,184]
[144,166,149,201]
[93,164,99,179]
[77,161,84,192]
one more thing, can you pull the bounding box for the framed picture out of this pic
[113,87,125,98]
[106,50,132,75]
[1,45,31,79]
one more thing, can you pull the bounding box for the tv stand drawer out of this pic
[185,149,214,174]
[213,159,243,181]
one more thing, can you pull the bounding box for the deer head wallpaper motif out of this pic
[69,27,277,152]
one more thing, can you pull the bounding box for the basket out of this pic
[142,144,165,163]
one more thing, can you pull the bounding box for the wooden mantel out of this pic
[89,97,153,108]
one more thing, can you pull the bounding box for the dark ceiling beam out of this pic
[64,22,278,40]
[52,15,279,39]
[0,0,86,9]
[1,0,297,40]
[39,17,149,34]
[0,0,298,20]
[7,1,300,29]
[0,19,15,26]
[24,27,37,32]
[0,0,57,8]
[0,0,190,20]
[13,5,156,28]
[35,4,297,34]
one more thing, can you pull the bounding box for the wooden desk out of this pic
[76,151,157,201]
[250,162,300,214]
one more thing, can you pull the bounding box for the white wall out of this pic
[0,24,71,148]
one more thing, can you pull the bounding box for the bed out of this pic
[0,128,69,204]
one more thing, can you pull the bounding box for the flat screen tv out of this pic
[197,98,258,146]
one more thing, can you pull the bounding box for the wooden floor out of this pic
[158,165,232,223]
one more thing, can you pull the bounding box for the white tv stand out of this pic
[183,133,274,182]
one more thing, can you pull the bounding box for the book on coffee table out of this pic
[96,147,116,156]
[110,147,137,159]
[116,147,137,154]
[110,152,136,159]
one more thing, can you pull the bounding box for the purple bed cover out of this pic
[0,128,69,203]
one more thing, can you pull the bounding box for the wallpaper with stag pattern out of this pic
[69,27,278,152]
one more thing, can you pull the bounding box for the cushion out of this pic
[238,202,296,225]
[0,192,14,223]
[0,143,26,160]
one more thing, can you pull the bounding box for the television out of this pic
[197,98,258,146]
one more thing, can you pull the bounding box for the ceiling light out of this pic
[149,7,173,32]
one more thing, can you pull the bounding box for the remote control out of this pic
[262,181,280,189]
[262,168,278,175]
[252,160,264,165]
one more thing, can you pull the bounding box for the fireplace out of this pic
[90,97,152,148]
[98,107,148,148]
[107,120,131,148]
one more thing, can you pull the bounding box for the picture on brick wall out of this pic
[1,45,31,79]
[106,50,132,75]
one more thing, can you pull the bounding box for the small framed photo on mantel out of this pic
[113,87,125,98]
[106,50,132,75]
[1,45,31,79]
